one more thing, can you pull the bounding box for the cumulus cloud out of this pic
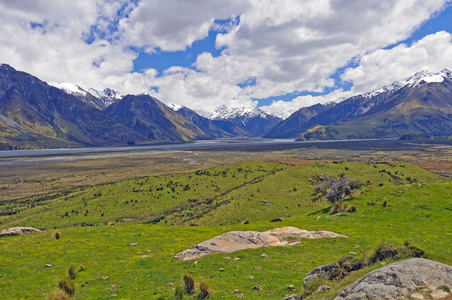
[341,31,452,93]
[0,0,450,115]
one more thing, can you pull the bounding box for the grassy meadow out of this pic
[0,158,451,299]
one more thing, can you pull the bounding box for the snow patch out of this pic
[50,82,86,96]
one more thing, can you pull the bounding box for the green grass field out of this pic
[0,160,450,299]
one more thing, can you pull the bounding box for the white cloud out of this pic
[341,31,452,93]
[118,0,249,52]
[260,89,353,119]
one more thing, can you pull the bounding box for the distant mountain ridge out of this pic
[1,63,451,149]
[287,69,452,140]
[197,105,282,136]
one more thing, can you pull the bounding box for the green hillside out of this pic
[0,161,450,299]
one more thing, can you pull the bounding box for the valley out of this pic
[0,140,451,299]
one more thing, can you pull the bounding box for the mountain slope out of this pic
[264,103,332,138]
[296,70,452,140]
[176,106,234,138]
[104,94,210,142]
[0,64,142,148]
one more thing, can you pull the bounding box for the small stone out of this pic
[233,289,240,293]
[167,282,174,287]
[144,250,151,253]
[129,243,138,246]
[380,262,387,266]
[253,285,262,291]
[430,289,449,299]
[223,257,231,260]
[110,284,117,288]
[110,294,117,297]
[101,276,109,280]
[248,275,254,279]
[220,268,224,272]
[410,292,424,299]
[234,265,239,268]
[44,264,52,268]
[287,284,296,291]
[348,251,357,255]
[261,253,269,259]
[142,255,148,258]
[253,267,262,270]
[233,257,240,262]
[194,261,198,264]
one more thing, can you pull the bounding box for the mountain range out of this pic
[0,63,451,149]
[266,69,452,140]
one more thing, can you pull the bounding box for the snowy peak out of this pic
[49,82,87,96]
[201,105,273,120]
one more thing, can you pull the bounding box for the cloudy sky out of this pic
[1,0,451,117]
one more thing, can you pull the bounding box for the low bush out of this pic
[53,231,61,240]
[173,285,183,300]
[183,273,195,294]
[57,278,75,297]
[68,266,76,280]
[198,280,211,299]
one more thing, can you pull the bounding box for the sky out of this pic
[1,0,452,118]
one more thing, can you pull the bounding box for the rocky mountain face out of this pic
[50,82,122,110]
[104,95,210,142]
[175,106,235,139]
[0,64,142,149]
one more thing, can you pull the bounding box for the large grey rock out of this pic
[0,227,41,236]
[176,227,347,260]
[334,258,452,300]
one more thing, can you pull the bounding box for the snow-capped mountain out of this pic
[49,82,122,110]
[267,68,452,140]
[199,105,274,121]
[363,69,452,98]
[195,105,282,136]
[88,87,123,108]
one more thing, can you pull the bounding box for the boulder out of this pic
[175,227,348,260]
[334,258,452,300]
[0,227,41,236]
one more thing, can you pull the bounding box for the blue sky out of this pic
[1,0,452,117]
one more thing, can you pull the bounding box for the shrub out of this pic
[330,201,342,214]
[78,264,85,272]
[183,273,195,294]
[58,278,75,297]
[383,200,387,207]
[312,174,360,204]
[346,204,356,212]
[50,289,70,300]
[370,242,400,263]
[198,280,211,299]
[68,266,76,280]
[53,231,61,240]
[173,285,184,300]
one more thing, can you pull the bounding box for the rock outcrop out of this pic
[334,258,452,300]
[0,227,41,236]
[175,226,347,260]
